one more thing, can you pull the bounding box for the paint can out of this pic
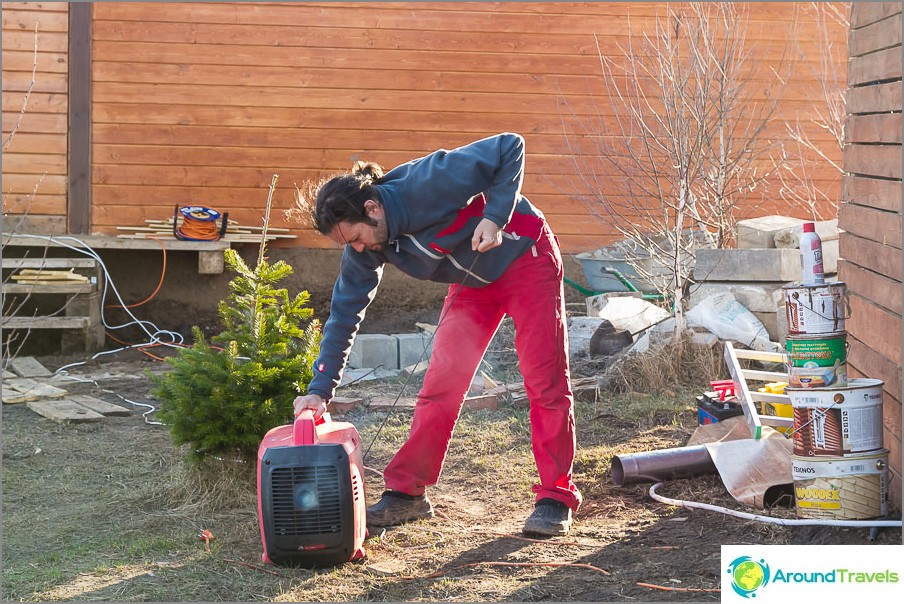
[791,450,889,519]
[783,281,848,335]
[787,378,884,457]
[785,333,847,388]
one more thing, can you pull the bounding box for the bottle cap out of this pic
[803,222,815,233]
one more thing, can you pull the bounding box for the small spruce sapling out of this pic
[153,247,321,462]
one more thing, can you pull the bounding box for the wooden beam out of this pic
[67,2,92,234]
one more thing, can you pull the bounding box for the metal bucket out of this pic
[787,378,884,457]
[783,281,848,336]
[785,333,847,388]
[792,450,889,519]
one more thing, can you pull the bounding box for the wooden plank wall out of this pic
[1,2,69,234]
[841,2,903,509]
[86,2,846,253]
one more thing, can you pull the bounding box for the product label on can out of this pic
[784,283,847,335]
[786,336,847,388]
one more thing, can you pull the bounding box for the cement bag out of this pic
[686,292,778,352]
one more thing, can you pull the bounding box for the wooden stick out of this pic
[636,581,720,593]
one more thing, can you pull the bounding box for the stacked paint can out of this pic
[782,223,888,519]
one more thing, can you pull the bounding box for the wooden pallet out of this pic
[1,257,106,353]
[723,341,793,439]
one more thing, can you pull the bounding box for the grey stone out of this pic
[394,333,433,369]
[736,215,805,249]
[348,334,399,370]
[773,219,840,248]
[694,248,805,282]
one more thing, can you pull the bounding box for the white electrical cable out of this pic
[55,372,164,425]
[648,482,903,528]
[9,234,185,423]
[11,234,185,347]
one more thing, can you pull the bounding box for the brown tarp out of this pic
[688,416,794,509]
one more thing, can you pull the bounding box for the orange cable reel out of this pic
[173,204,229,241]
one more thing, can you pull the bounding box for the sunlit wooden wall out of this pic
[3,2,847,254]
[2,2,69,234]
[839,1,902,509]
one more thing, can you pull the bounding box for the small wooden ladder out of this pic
[723,341,794,439]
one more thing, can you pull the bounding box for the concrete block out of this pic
[690,331,721,348]
[736,215,805,249]
[773,219,839,248]
[394,333,433,369]
[752,310,781,342]
[775,304,789,346]
[348,334,399,369]
[689,282,785,313]
[648,317,678,346]
[694,248,803,282]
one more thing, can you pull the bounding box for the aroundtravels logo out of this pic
[723,546,904,601]
[726,556,771,598]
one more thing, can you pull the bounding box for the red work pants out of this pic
[383,225,583,511]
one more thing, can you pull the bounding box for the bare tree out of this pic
[776,2,849,220]
[2,23,51,368]
[560,3,794,330]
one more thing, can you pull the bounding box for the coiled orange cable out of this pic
[177,213,222,241]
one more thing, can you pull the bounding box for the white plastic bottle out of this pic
[799,222,825,285]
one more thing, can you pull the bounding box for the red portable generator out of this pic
[257,409,367,566]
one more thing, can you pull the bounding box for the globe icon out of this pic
[734,560,765,592]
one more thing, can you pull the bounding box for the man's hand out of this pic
[472,218,503,253]
[293,394,327,419]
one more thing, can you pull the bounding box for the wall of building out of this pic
[1,2,848,255]
[1,1,69,234]
[840,1,902,509]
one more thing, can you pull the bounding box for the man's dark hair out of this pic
[313,161,384,235]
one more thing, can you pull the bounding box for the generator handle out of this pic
[293,409,320,446]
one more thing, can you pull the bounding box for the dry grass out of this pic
[155,455,258,514]
[604,335,727,394]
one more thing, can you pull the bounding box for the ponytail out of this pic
[352,161,384,183]
[310,161,385,235]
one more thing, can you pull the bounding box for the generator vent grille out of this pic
[271,466,342,535]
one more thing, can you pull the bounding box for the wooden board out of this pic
[842,174,903,213]
[838,202,903,250]
[67,394,132,416]
[82,0,845,242]
[2,391,38,404]
[837,258,902,316]
[8,356,52,378]
[843,144,903,180]
[840,232,902,281]
[2,377,68,398]
[26,399,105,423]
[846,293,902,365]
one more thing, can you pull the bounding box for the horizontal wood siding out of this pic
[840,2,902,508]
[1,2,69,233]
[88,2,845,253]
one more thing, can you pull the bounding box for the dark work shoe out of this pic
[366,490,434,528]
[522,498,573,537]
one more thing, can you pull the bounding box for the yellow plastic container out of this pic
[762,401,793,435]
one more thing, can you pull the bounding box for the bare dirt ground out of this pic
[2,345,901,603]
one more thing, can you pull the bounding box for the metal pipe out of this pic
[610,445,717,487]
